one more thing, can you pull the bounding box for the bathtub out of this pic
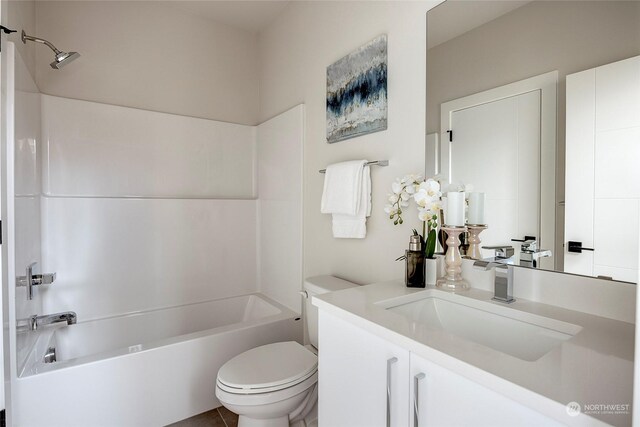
[13,293,302,427]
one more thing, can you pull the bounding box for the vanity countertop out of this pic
[313,281,634,427]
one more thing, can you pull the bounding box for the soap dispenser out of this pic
[405,234,426,288]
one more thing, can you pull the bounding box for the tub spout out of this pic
[29,311,77,331]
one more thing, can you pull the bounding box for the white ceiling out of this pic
[428,0,532,49]
[166,0,290,34]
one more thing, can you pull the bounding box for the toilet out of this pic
[215,275,358,427]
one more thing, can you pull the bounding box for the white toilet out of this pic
[215,275,358,427]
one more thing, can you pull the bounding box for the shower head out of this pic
[21,30,80,69]
[50,51,80,69]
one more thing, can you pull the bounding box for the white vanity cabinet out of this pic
[318,311,410,427]
[319,310,561,427]
[410,353,561,427]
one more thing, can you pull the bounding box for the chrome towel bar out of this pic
[319,160,389,174]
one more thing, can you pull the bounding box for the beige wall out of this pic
[2,0,36,80]
[259,1,440,285]
[426,0,640,267]
[34,1,260,125]
[427,1,640,133]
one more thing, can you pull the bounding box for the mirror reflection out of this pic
[427,0,640,283]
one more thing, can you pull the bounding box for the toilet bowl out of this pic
[215,276,358,427]
[215,341,318,427]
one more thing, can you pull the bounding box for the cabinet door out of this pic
[410,353,562,427]
[318,311,409,427]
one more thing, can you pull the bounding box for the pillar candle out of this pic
[468,192,485,225]
[445,192,465,226]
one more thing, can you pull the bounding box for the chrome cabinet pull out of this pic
[413,373,426,427]
[386,357,398,427]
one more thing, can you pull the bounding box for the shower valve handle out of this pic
[16,262,57,300]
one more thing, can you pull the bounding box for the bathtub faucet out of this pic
[29,311,77,331]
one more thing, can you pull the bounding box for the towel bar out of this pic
[319,160,389,174]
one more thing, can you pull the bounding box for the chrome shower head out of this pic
[21,30,80,69]
[51,51,80,69]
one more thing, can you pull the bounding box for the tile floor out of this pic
[168,406,238,427]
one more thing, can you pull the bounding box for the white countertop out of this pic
[313,281,634,427]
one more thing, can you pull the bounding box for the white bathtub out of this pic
[13,293,302,426]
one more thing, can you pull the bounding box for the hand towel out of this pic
[331,166,371,239]
[320,160,368,215]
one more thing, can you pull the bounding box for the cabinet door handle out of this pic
[413,373,426,427]
[386,357,398,427]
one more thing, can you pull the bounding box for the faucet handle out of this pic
[482,245,514,259]
[511,236,537,252]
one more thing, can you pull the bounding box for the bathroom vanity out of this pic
[313,277,634,427]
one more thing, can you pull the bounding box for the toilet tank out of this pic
[304,275,359,349]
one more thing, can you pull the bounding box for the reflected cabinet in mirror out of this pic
[427,0,640,283]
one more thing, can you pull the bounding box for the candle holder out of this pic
[466,224,488,260]
[436,225,469,292]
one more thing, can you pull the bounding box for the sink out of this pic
[380,291,582,361]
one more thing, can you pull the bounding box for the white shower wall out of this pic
[39,96,259,321]
[37,96,303,322]
[41,96,257,199]
[257,106,304,313]
[41,198,258,320]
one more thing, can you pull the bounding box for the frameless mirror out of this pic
[426,0,640,283]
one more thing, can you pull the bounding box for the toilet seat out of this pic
[216,341,317,395]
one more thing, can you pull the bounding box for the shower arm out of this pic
[21,30,62,55]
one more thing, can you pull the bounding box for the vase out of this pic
[425,256,442,286]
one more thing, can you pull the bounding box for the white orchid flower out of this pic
[388,194,397,203]
[418,208,432,222]
[425,200,442,213]
[384,204,393,214]
[400,192,411,201]
[391,181,403,195]
[418,179,441,198]
[413,190,435,208]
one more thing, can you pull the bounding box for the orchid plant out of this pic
[385,175,442,258]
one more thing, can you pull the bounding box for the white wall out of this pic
[39,96,259,321]
[258,1,441,285]
[34,1,260,125]
[257,105,304,313]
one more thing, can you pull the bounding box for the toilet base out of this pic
[238,415,289,427]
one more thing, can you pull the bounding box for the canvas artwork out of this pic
[326,35,388,144]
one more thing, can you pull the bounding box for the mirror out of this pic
[427,0,640,283]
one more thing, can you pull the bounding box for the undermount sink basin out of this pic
[380,291,582,361]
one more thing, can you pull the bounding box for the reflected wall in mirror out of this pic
[427,0,640,283]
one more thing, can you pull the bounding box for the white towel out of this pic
[321,160,368,215]
[321,162,371,239]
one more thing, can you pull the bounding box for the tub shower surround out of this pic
[6,78,304,424]
[326,35,388,143]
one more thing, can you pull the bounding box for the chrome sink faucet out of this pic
[516,239,552,269]
[481,245,515,263]
[473,259,515,304]
[28,311,77,331]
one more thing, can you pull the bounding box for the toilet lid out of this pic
[217,341,317,393]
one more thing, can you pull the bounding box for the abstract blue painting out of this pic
[326,35,388,144]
